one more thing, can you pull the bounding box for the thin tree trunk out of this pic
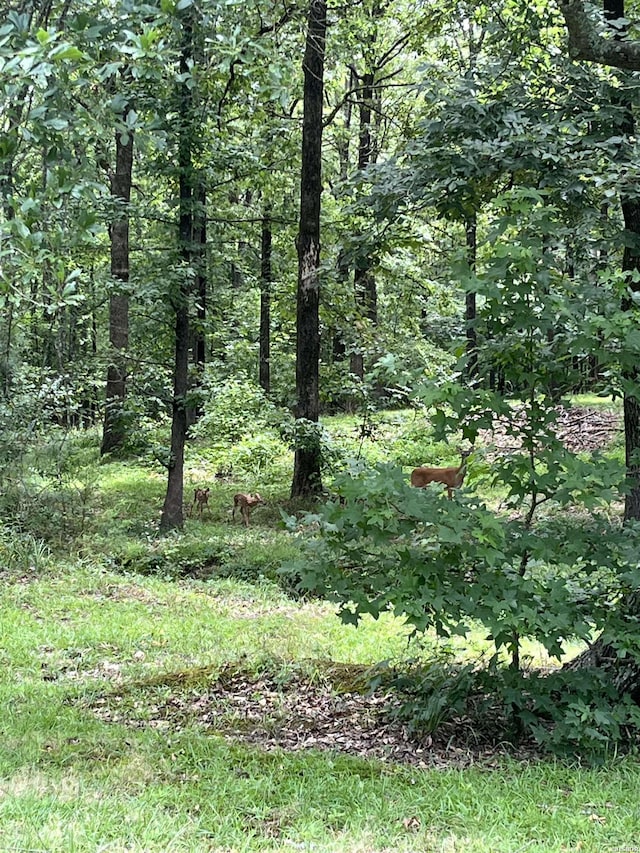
[101,112,133,456]
[160,12,194,531]
[186,180,206,427]
[291,0,327,499]
[620,186,640,521]
[350,69,377,382]
[332,72,354,370]
[259,203,272,394]
[465,215,478,381]
[607,0,640,521]
[194,182,207,372]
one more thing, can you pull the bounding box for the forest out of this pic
[3,0,640,849]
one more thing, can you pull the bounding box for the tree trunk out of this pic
[101,112,133,456]
[562,0,640,697]
[193,181,207,373]
[350,69,377,382]
[160,13,194,532]
[607,0,640,521]
[620,188,640,521]
[186,180,207,428]
[259,203,272,394]
[564,590,640,704]
[465,215,478,381]
[291,0,327,499]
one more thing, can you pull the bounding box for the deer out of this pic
[232,492,265,527]
[410,449,472,499]
[189,487,210,517]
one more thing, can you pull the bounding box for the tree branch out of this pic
[558,0,640,70]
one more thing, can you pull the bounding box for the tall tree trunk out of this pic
[291,0,327,499]
[604,0,640,522]
[101,112,133,456]
[259,203,272,394]
[160,12,194,531]
[332,72,355,369]
[465,215,478,381]
[350,69,377,382]
[186,180,207,428]
[621,191,640,521]
[193,181,207,373]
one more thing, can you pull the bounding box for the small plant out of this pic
[384,653,480,734]
[0,525,52,574]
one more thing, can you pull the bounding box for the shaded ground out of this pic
[89,663,534,769]
[480,404,621,454]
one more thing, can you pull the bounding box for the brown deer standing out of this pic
[410,449,472,499]
[189,487,210,517]
[232,492,265,527]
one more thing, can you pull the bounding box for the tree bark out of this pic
[350,69,378,383]
[291,0,327,499]
[465,215,478,381]
[602,0,640,522]
[558,0,640,70]
[186,179,207,428]
[621,174,640,520]
[193,181,207,373]
[160,12,194,531]
[101,112,133,456]
[259,203,272,394]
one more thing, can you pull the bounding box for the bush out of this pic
[286,456,640,753]
[190,375,282,444]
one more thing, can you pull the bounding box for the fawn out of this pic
[190,487,210,517]
[232,492,265,527]
[410,449,472,499]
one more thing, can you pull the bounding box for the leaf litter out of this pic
[87,661,536,769]
[479,404,621,454]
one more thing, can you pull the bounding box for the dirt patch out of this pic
[479,404,621,455]
[88,662,535,769]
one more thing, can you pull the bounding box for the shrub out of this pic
[190,375,282,444]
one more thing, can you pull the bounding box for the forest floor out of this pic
[480,403,621,454]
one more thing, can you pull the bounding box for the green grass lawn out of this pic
[0,563,638,853]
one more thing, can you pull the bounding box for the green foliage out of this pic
[384,654,640,757]
[280,417,347,474]
[383,652,480,734]
[190,375,282,444]
[112,533,232,579]
[0,427,101,546]
[286,175,640,752]
[501,667,640,755]
[388,415,458,468]
[290,461,635,654]
[220,433,289,475]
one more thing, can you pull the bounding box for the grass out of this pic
[0,402,638,852]
[0,564,639,853]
